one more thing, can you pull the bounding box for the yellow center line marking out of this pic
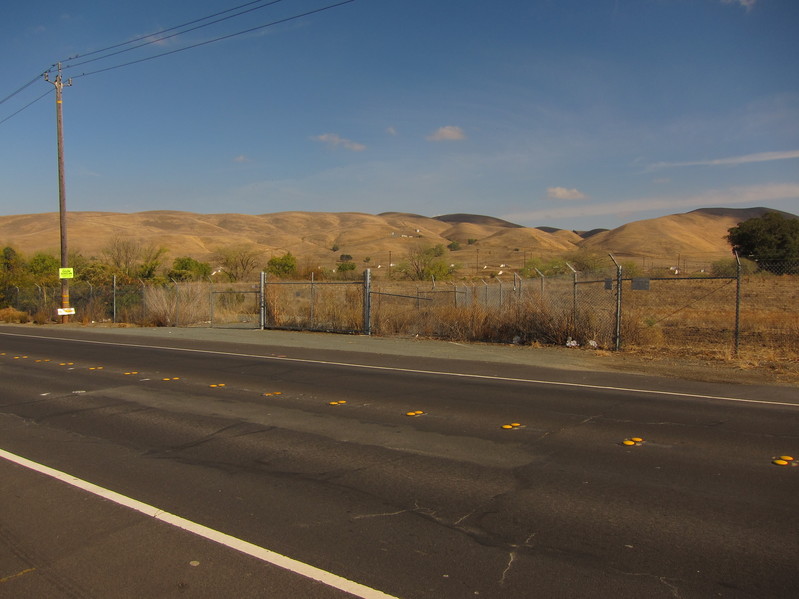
[0,567,36,583]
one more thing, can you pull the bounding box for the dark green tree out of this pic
[727,212,799,273]
[1,246,25,283]
[28,252,60,284]
[336,261,358,280]
[137,245,167,280]
[168,256,212,281]
[267,252,298,278]
[76,261,115,286]
[397,245,453,280]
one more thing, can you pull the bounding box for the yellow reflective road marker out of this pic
[772,455,797,467]
[622,437,645,446]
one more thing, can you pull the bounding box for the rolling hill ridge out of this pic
[0,207,793,271]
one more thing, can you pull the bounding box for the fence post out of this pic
[260,271,266,330]
[209,284,214,328]
[173,281,179,327]
[112,275,116,324]
[567,263,577,334]
[534,268,545,297]
[363,268,372,335]
[310,271,315,326]
[734,252,741,355]
[609,254,622,351]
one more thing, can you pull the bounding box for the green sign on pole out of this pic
[59,267,74,279]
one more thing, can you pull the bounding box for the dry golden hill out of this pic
[0,207,793,272]
[0,210,573,271]
[579,207,794,263]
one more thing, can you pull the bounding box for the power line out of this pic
[0,88,53,126]
[71,0,356,80]
[0,0,356,126]
[61,0,278,62]
[0,72,50,106]
[0,1,286,120]
[63,0,287,71]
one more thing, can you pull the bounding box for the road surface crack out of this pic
[351,509,408,520]
[616,570,683,598]
[499,551,516,585]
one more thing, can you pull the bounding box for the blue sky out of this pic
[1,0,797,230]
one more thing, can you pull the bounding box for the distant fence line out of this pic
[1,258,797,356]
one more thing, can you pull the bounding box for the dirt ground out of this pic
[583,345,799,387]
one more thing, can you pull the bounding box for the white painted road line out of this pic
[2,330,797,408]
[0,448,400,599]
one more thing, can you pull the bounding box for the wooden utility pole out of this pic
[44,63,72,323]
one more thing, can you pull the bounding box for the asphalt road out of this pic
[1,325,797,598]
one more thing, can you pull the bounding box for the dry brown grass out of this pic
[622,274,799,357]
[263,282,363,332]
[140,283,212,327]
[0,307,29,323]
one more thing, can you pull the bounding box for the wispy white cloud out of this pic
[426,126,466,142]
[233,155,250,163]
[77,166,101,178]
[503,183,799,224]
[647,150,799,171]
[312,133,366,152]
[386,126,397,136]
[721,0,757,10]
[547,186,587,201]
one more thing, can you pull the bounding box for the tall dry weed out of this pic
[141,283,211,326]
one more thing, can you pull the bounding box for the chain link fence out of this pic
[2,259,797,357]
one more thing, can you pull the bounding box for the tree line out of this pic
[0,240,303,288]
